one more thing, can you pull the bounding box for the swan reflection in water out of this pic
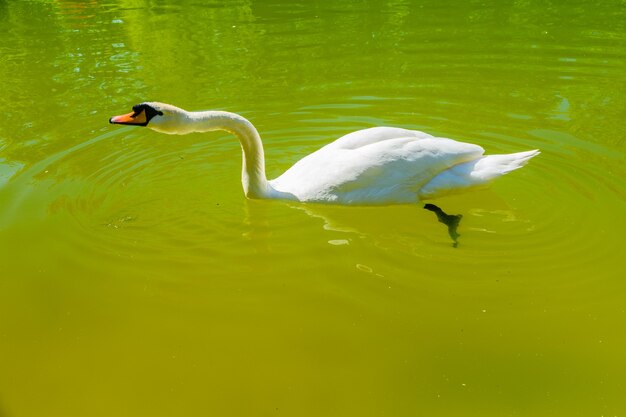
[242,200,465,250]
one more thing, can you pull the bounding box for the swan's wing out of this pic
[270,131,484,204]
[419,150,540,200]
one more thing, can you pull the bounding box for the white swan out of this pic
[110,102,539,205]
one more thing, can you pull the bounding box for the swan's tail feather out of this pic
[419,149,540,200]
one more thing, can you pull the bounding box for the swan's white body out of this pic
[110,102,539,205]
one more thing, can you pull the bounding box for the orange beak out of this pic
[109,109,148,126]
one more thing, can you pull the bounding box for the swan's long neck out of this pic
[186,111,268,198]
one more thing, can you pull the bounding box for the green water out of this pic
[1,0,625,415]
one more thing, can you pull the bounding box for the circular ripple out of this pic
[1,111,623,285]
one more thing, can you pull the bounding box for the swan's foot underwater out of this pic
[423,203,463,248]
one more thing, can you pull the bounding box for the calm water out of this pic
[1,1,625,416]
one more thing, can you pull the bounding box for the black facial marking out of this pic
[132,103,164,125]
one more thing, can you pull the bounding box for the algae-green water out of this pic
[1,1,625,416]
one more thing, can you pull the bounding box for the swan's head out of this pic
[109,102,194,134]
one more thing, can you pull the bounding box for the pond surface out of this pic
[1,1,625,416]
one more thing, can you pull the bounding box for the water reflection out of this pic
[245,200,464,249]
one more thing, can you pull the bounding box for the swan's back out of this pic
[323,126,433,149]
